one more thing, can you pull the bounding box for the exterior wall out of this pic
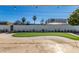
[0,24,79,32]
[0,25,11,32]
[13,24,79,32]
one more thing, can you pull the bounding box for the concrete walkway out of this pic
[69,33,79,37]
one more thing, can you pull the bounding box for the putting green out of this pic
[13,32,79,40]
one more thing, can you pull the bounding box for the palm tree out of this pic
[32,16,37,24]
[21,17,26,25]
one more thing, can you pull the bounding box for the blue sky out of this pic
[0,6,79,23]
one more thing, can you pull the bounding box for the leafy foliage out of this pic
[68,9,79,25]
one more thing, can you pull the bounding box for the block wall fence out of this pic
[0,24,79,32]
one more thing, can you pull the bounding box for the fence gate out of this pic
[10,25,13,32]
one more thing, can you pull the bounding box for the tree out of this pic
[68,9,79,25]
[32,16,37,24]
[40,19,44,24]
[14,20,21,25]
[26,21,30,25]
[21,17,26,25]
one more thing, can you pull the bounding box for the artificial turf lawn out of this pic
[13,32,79,40]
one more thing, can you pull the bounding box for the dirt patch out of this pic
[0,33,79,53]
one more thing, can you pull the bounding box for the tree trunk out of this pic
[34,21,35,24]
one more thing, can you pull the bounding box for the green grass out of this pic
[13,32,79,40]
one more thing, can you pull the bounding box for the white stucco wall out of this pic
[13,24,79,32]
[0,25,10,31]
[0,24,79,32]
[0,25,10,32]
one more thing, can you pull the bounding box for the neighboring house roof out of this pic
[0,22,12,25]
[53,19,67,23]
[48,22,67,25]
[46,18,68,24]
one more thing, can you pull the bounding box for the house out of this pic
[46,18,68,25]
